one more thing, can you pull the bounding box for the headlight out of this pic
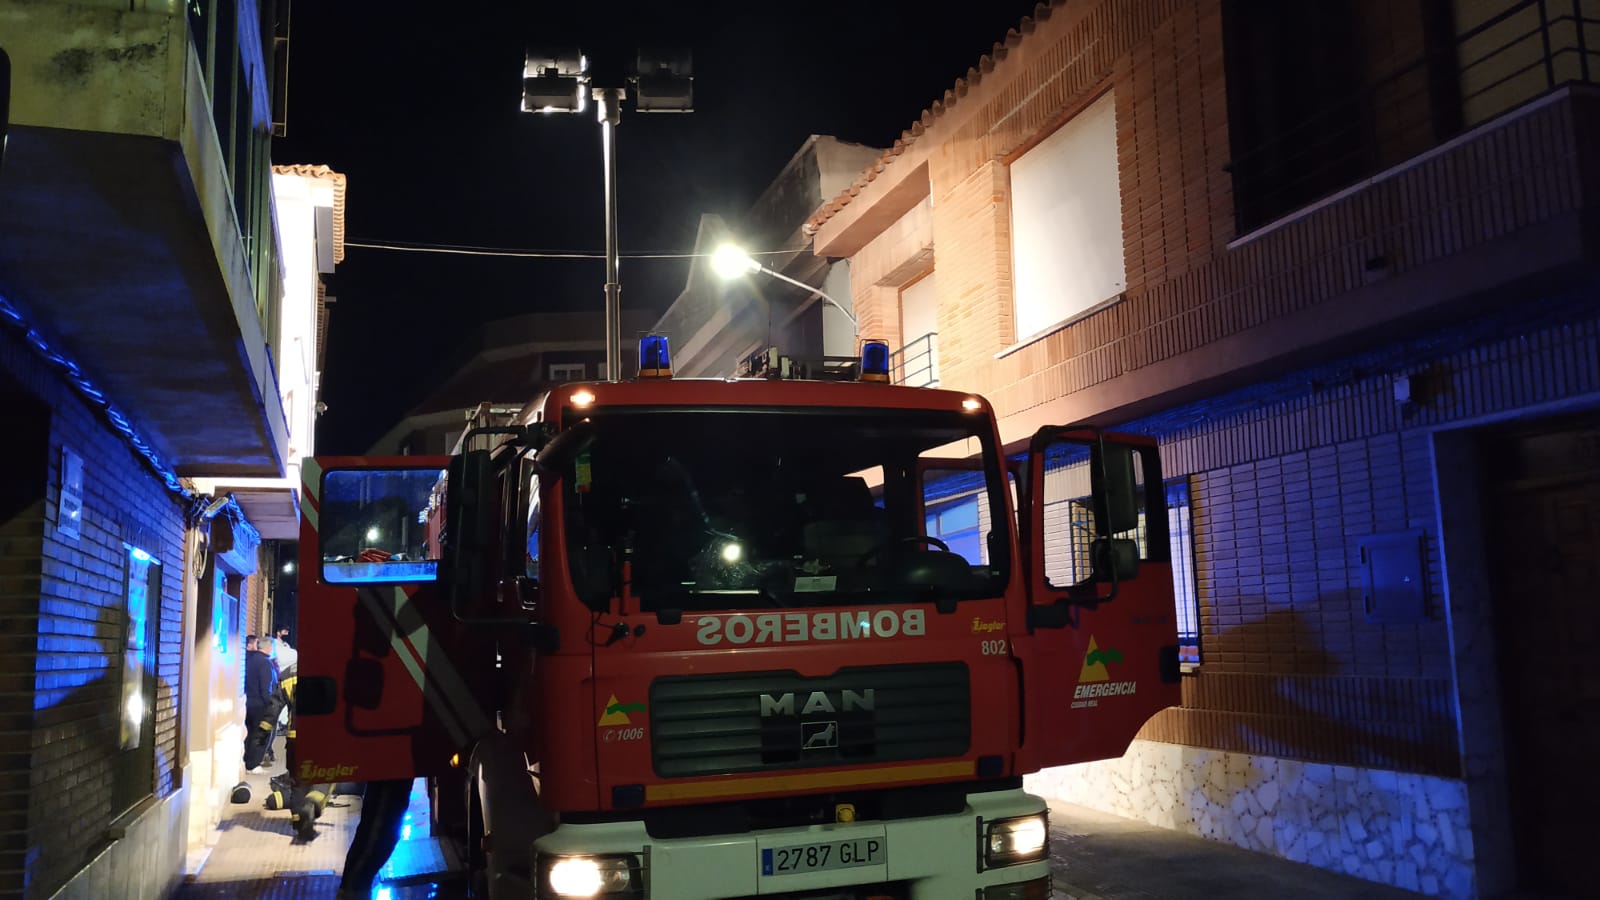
[984,812,1049,867]
[538,853,643,897]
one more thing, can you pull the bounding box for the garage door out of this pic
[1482,414,1600,896]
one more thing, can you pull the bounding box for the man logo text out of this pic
[760,689,876,717]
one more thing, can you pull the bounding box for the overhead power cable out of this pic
[345,239,797,261]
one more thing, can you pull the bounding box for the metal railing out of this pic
[1227,0,1600,233]
[891,332,939,387]
[187,1,282,335]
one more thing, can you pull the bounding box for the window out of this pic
[1009,90,1125,340]
[1036,442,1197,665]
[895,273,939,387]
[1039,441,1162,588]
[925,493,983,563]
[921,464,996,566]
[549,363,586,382]
[526,472,542,578]
[319,468,448,584]
[1221,0,1370,232]
[1166,480,1201,667]
[113,545,160,817]
[211,566,234,656]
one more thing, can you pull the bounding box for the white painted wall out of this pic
[270,171,331,474]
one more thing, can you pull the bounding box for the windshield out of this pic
[558,407,1009,611]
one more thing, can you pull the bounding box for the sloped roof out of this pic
[272,163,348,263]
[803,0,1064,236]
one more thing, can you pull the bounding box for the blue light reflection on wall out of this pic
[212,567,232,657]
[33,594,116,712]
[120,545,153,750]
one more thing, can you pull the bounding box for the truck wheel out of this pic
[466,778,490,899]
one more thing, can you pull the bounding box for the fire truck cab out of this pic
[293,339,1181,899]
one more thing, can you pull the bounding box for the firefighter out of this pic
[336,778,413,899]
[244,656,332,839]
[243,634,276,769]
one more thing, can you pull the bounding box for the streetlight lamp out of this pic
[709,244,858,335]
[521,46,694,381]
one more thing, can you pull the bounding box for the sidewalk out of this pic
[1048,800,1421,900]
[174,735,457,900]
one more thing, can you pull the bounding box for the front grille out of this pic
[650,664,970,778]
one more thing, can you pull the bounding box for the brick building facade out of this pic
[0,323,190,897]
[1,292,270,900]
[0,2,326,896]
[809,1,1600,897]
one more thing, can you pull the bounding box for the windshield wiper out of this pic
[650,587,791,623]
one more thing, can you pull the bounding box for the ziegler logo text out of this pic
[299,760,359,782]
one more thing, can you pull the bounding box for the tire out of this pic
[465,775,491,899]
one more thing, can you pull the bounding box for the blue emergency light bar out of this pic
[860,340,891,382]
[639,334,672,378]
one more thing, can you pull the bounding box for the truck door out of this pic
[292,456,497,784]
[1015,429,1182,771]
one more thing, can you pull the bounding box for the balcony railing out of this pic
[1226,0,1600,234]
[891,332,939,387]
[188,0,282,336]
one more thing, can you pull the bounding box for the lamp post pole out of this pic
[711,245,859,336]
[597,86,624,381]
[749,262,857,336]
[522,48,690,381]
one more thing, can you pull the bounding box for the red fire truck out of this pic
[293,338,1181,899]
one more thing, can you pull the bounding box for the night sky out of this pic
[275,1,1044,454]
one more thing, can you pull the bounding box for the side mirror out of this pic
[535,419,596,479]
[1092,537,1139,583]
[1096,444,1140,536]
[443,450,494,619]
[570,530,615,612]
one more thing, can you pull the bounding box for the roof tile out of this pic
[806,0,1071,235]
[273,164,348,263]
